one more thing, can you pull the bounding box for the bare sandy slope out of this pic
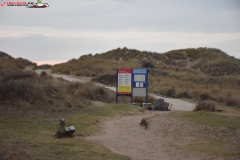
[87,111,214,160]
[87,111,240,160]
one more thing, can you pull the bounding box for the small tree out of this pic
[142,61,155,68]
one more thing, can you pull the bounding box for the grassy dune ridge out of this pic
[0,49,240,159]
[51,47,240,107]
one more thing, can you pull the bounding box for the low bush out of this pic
[142,61,155,68]
[0,68,115,109]
[92,74,116,86]
[0,70,39,103]
[177,91,192,98]
[165,88,176,97]
[199,92,215,101]
[225,98,240,107]
[71,82,115,103]
[195,101,215,112]
[203,101,215,112]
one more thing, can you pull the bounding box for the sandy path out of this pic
[35,69,105,86]
[150,94,196,111]
[87,111,165,160]
[105,86,196,111]
[87,111,210,160]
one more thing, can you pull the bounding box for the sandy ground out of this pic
[87,110,240,160]
[35,69,106,87]
[87,111,204,160]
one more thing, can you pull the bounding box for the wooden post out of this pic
[172,86,175,96]
[59,118,65,134]
[199,99,204,110]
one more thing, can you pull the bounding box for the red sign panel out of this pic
[118,69,132,73]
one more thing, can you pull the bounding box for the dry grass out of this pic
[152,112,240,158]
[92,74,116,85]
[0,103,141,160]
[0,53,142,159]
[195,101,216,112]
[51,58,140,77]
[0,57,36,70]
[149,70,240,107]
[51,47,239,108]
[0,67,115,110]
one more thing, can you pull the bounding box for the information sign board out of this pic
[117,69,132,94]
[116,68,148,103]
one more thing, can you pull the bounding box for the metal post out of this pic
[172,86,175,96]
[146,69,148,103]
[131,69,133,103]
[59,118,65,134]
[116,69,118,103]
[199,99,204,110]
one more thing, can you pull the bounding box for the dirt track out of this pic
[87,110,240,160]
[87,111,211,160]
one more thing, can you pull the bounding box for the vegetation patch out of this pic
[171,111,240,129]
[0,103,141,160]
[92,74,116,86]
[51,47,240,108]
[153,112,240,158]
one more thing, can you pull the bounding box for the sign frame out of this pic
[116,68,148,103]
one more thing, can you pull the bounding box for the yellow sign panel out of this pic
[118,86,131,93]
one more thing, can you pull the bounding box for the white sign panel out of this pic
[134,75,145,82]
[118,73,131,86]
[133,88,147,97]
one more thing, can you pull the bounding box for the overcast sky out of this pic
[0,0,240,65]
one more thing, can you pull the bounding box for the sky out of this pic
[0,0,240,65]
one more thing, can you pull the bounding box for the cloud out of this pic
[0,0,239,33]
[0,34,239,63]
[0,0,239,62]
[1,25,239,43]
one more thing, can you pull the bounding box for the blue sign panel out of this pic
[132,69,147,74]
[132,69,148,103]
